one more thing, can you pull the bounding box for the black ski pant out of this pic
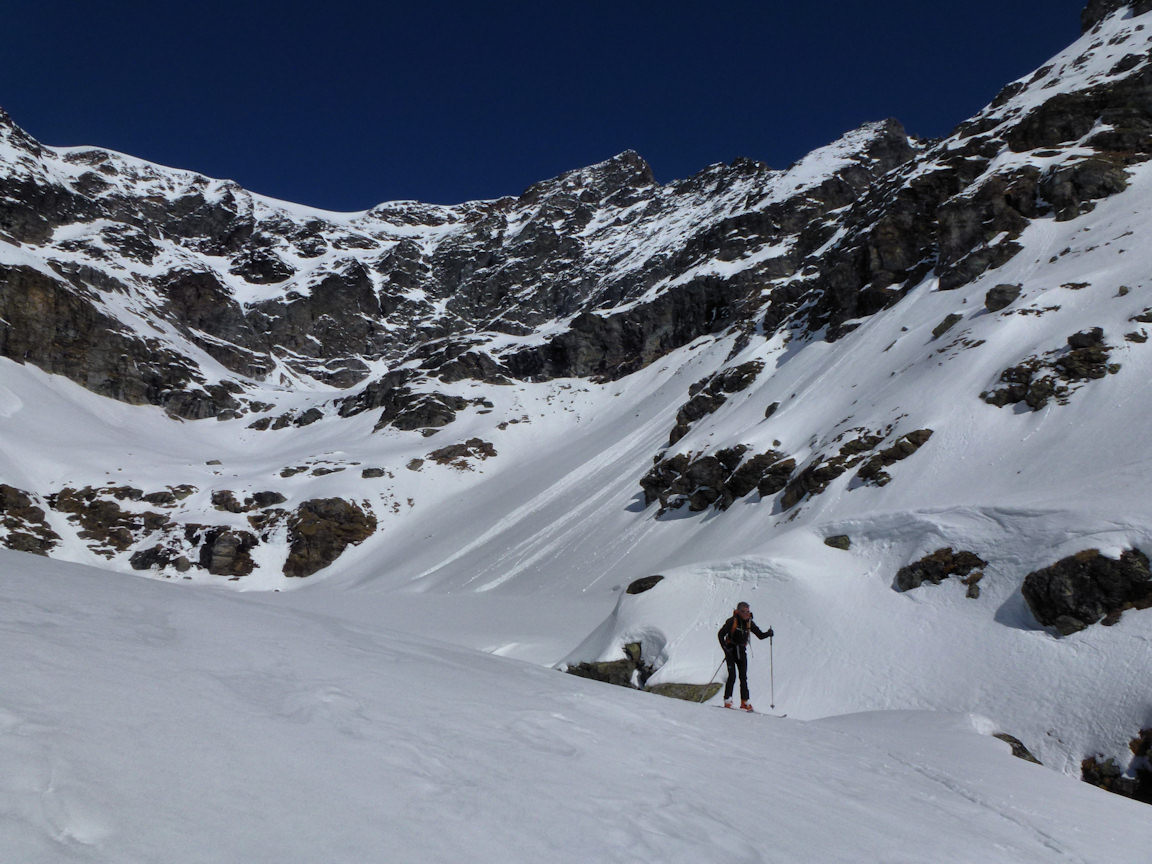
[723,646,749,701]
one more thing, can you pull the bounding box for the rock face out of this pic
[1022,548,1152,634]
[0,112,921,421]
[3,0,1150,428]
[47,486,170,558]
[283,498,377,578]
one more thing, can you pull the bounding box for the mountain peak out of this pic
[518,149,655,207]
[0,106,42,157]
[1081,0,1152,33]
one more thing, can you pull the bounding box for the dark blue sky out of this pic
[3,0,1086,210]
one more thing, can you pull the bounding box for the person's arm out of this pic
[718,618,732,650]
[751,619,774,640]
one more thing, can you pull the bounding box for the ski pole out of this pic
[769,635,775,710]
[703,654,726,703]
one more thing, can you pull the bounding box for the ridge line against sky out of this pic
[3,0,1086,210]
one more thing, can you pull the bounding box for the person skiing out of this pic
[717,601,773,711]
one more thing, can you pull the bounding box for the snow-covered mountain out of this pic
[2,0,1152,847]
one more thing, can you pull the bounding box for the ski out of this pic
[714,706,787,717]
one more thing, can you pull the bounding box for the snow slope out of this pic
[3,549,1148,864]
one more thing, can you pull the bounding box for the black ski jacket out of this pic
[718,615,771,654]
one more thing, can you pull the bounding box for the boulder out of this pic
[985,283,1022,312]
[894,548,987,592]
[197,528,258,577]
[1082,732,1152,804]
[283,498,377,578]
[1021,548,1152,634]
[994,733,1042,764]
[130,545,178,571]
[1067,327,1104,349]
[248,491,287,509]
[626,575,664,595]
[646,682,723,703]
[565,642,651,688]
[932,313,964,340]
[565,658,639,688]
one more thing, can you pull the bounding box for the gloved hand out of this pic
[766,628,774,638]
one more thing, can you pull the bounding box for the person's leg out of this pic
[737,651,750,702]
[724,652,737,701]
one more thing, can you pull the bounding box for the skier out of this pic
[717,601,773,711]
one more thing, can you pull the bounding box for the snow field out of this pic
[2,550,1149,864]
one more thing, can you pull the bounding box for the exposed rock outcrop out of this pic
[47,486,170,558]
[566,642,652,688]
[641,447,795,513]
[625,575,664,595]
[894,548,988,592]
[1022,548,1152,634]
[1082,727,1152,804]
[564,640,721,703]
[982,335,1120,410]
[283,498,377,578]
[985,283,1022,312]
[427,438,497,469]
[0,484,59,554]
[855,429,934,487]
[667,361,764,445]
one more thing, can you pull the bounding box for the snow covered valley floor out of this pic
[2,549,1149,864]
